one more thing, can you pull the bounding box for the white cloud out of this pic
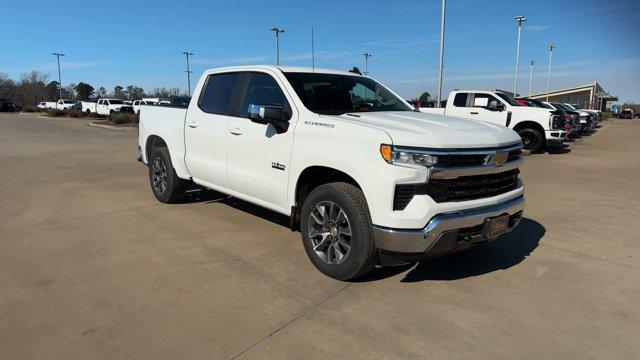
[526,25,549,31]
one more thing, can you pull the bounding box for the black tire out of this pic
[300,182,377,280]
[148,147,186,203]
[518,127,544,153]
[85,109,91,114]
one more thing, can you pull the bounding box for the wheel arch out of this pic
[145,135,168,163]
[290,165,364,230]
[513,120,545,135]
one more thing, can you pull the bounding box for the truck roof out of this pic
[204,65,362,77]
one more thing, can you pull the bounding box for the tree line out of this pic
[0,71,184,109]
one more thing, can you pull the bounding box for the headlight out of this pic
[380,144,438,167]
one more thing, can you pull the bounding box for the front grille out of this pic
[393,169,520,210]
[435,149,522,168]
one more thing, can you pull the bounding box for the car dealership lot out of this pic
[1,113,638,359]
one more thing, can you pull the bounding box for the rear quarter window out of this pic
[453,93,468,107]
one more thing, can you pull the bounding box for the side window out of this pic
[453,93,468,107]
[199,72,242,115]
[472,93,500,109]
[105,100,110,106]
[240,72,291,120]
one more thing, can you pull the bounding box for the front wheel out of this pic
[518,128,544,153]
[300,182,377,280]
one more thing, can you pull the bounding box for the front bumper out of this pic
[373,196,524,254]
[546,130,567,144]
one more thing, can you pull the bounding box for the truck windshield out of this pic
[283,72,413,115]
[495,93,521,106]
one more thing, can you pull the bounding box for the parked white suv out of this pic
[138,66,525,279]
[421,90,566,153]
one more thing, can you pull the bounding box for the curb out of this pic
[89,122,137,131]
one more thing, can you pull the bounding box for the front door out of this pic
[226,71,296,211]
[465,93,508,125]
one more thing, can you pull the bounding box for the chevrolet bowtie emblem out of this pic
[486,152,508,166]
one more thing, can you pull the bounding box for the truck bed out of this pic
[138,105,188,170]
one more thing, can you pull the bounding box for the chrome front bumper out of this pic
[373,196,525,254]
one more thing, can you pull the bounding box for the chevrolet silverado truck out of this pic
[421,90,566,153]
[138,66,525,280]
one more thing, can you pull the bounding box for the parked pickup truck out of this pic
[93,98,133,115]
[421,90,566,153]
[138,66,525,280]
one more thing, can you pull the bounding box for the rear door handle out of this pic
[470,111,479,115]
[229,128,243,135]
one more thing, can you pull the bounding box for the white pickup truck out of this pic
[138,66,525,280]
[421,90,566,153]
[93,98,134,115]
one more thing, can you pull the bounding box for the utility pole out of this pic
[528,59,535,97]
[182,51,194,96]
[436,0,446,108]
[546,44,556,101]
[362,53,372,75]
[513,16,526,96]
[52,53,65,100]
[269,27,285,65]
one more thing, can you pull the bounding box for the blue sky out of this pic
[1,0,638,102]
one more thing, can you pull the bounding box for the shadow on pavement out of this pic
[399,218,544,282]
[181,187,545,284]
[548,144,571,155]
[184,187,291,228]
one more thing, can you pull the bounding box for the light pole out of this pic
[52,52,65,100]
[436,0,446,108]
[513,16,526,96]
[546,43,556,101]
[269,27,285,65]
[182,51,194,96]
[362,53,372,75]
[528,59,535,97]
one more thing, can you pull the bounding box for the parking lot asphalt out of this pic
[1,113,639,359]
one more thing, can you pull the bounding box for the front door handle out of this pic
[188,122,198,128]
[470,111,479,115]
[229,128,243,135]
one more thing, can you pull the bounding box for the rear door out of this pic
[184,72,246,190]
[226,71,296,211]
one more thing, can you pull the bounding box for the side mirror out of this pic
[248,104,289,133]
[488,100,505,112]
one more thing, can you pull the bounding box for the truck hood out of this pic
[324,111,521,148]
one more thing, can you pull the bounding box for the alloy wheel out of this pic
[151,157,168,195]
[308,201,352,264]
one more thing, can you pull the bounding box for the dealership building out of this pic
[530,81,617,111]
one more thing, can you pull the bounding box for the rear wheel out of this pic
[148,147,186,203]
[518,127,544,153]
[300,182,377,280]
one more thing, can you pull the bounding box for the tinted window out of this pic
[199,72,242,115]
[495,92,520,106]
[471,93,501,108]
[240,73,291,120]
[283,72,412,115]
[109,100,124,105]
[453,93,468,107]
